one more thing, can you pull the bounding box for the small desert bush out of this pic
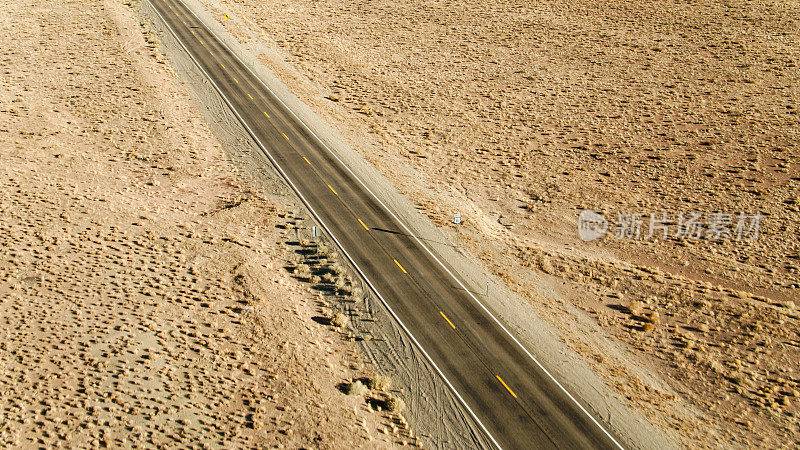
[693,299,710,309]
[332,264,346,275]
[645,311,660,324]
[335,277,351,294]
[383,395,405,413]
[366,375,391,391]
[330,312,349,328]
[309,275,321,284]
[344,380,367,396]
[627,299,644,316]
[322,272,335,283]
[538,256,554,275]
[293,263,310,277]
[728,371,745,386]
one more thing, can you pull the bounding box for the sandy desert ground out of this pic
[200,0,800,446]
[0,0,415,447]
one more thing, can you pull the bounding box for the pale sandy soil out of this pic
[203,0,799,446]
[0,0,412,447]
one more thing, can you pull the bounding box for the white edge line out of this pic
[187,8,625,449]
[147,2,502,449]
[169,1,626,447]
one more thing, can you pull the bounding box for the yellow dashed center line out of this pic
[182,21,186,25]
[159,0,526,410]
[439,311,456,329]
[190,29,195,35]
[199,39,204,45]
[496,375,517,398]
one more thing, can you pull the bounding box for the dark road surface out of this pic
[148,1,624,447]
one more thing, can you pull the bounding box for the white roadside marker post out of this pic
[453,213,461,249]
[311,225,320,255]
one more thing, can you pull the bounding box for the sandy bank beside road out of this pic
[0,0,407,447]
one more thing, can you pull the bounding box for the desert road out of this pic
[147,0,623,448]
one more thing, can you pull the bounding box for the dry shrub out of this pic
[693,299,710,309]
[709,358,724,374]
[335,277,351,294]
[645,311,660,324]
[627,299,644,316]
[730,290,747,299]
[330,312,349,329]
[366,375,391,391]
[538,256,554,274]
[344,380,367,396]
[642,322,655,333]
[293,263,310,277]
[728,371,745,386]
[383,394,405,413]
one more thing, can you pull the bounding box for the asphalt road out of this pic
[147,0,624,448]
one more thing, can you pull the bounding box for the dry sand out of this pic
[194,0,800,447]
[0,0,414,446]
